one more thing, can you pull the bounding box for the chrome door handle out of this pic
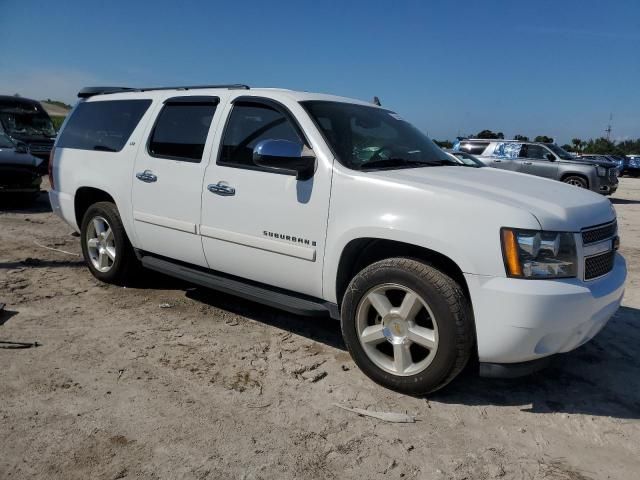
[208,182,236,196]
[136,170,157,183]
[523,161,533,165]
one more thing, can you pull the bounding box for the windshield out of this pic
[301,101,453,170]
[0,130,16,148]
[546,143,574,160]
[0,104,56,138]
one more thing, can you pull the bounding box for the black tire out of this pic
[340,258,474,395]
[563,175,588,188]
[80,201,139,285]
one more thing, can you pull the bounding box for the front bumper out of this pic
[465,253,626,364]
[593,176,618,194]
[0,175,42,194]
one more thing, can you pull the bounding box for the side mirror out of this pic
[546,153,556,161]
[15,141,29,154]
[253,139,316,180]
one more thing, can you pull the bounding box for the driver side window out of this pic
[519,144,548,160]
[218,101,301,168]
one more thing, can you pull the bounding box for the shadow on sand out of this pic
[185,287,640,419]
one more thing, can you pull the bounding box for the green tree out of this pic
[476,130,503,139]
[433,139,453,149]
[571,138,582,152]
[583,137,622,155]
[534,135,554,143]
[514,134,529,141]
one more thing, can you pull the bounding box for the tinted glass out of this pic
[303,101,451,170]
[219,102,301,167]
[520,144,548,159]
[58,100,151,152]
[149,103,217,162]
[545,143,574,160]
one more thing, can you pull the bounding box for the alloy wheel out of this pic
[86,216,116,273]
[356,283,439,376]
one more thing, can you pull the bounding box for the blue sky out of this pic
[1,0,638,143]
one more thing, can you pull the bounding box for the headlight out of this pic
[596,166,607,177]
[501,228,577,279]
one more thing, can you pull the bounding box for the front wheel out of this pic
[80,202,139,285]
[341,258,474,395]
[563,176,588,188]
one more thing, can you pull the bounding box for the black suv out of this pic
[0,96,57,163]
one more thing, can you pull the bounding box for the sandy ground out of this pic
[1,178,639,480]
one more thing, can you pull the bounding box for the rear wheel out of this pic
[340,258,474,395]
[80,202,139,284]
[563,176,588,188]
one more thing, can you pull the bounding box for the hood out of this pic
[0,148,43,168]
[371,166,615,232]
[559,157,616,168]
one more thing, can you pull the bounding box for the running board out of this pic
[141,255,339,319]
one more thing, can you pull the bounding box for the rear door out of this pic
[489,142,522,171]
[518,144,558,179]
[131,95,224,267]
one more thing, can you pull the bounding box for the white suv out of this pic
[49,85,626,394]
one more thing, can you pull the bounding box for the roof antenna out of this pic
[373,96,381,106]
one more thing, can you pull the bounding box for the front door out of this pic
[199,97,332,298]
[518,144,559,179]
[131,95,223,267]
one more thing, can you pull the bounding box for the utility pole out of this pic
[605,113,613,141]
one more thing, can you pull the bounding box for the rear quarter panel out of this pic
[51,94,160,246]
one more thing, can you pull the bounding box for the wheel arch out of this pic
[334,237,470,308]
[74,186,117,229]
[560,172,590,187]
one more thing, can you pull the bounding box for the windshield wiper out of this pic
[360,158,447,170]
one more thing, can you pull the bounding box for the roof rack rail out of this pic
[78,84,250,98]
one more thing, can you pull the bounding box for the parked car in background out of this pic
[49,84,626,394]
[606,155,628,175]
[0,130,44,199]
[0,95,57,164]
[444,149,484,168]
[579,154,624,175]
[454,139,619,195]
[624,155,640,177]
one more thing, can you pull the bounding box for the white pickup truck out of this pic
[49,85,626,394]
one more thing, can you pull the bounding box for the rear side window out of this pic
[148,100,218,162]
[493,142,522,158]
[57,100,151,152]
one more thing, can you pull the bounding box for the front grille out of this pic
[584,251,615,280]
[608,168,618,180]
[582,221,617,245]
